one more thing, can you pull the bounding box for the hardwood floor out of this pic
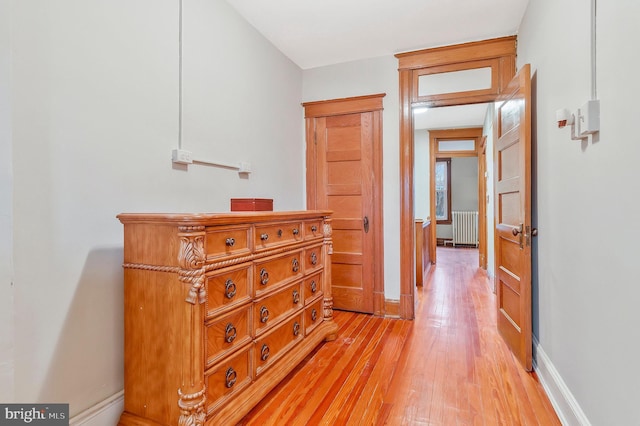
[238,248,560,425]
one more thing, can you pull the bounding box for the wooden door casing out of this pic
[303,94,385,315]
[494,64,532,371]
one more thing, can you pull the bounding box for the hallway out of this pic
[240,248,560,425]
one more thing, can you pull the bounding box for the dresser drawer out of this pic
[305,298,324,336]
[205,305,252,369]
[253,251,303,298]
[206,225,251,260]
[205,344,253,413]
[255,221,303,250]
[304,219,323,240]
[254,282,302,335]
[254,313,304,377]
[303,244,323,273]
[205,264,252,319]
[303,271,323,304]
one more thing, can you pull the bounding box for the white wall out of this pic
[483,105,496,280]
[302,55,401,299]
[518,0,640,424]
[8,0,303,416]
[414,129,430,221]
[0,0,14,403]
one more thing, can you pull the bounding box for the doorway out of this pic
[396,36,517,319]
[303,94,385,315]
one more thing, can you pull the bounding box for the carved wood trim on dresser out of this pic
[117,211,338,426]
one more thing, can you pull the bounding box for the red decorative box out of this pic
[230,198,274,212]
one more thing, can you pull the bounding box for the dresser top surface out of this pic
[117,210,333,225]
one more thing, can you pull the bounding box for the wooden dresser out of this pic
[116,211,338,425]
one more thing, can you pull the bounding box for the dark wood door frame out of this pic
[428,128,484,264]
[396,37,517,319]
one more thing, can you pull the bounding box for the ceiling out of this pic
[223,0,529,130]
[413,103,491,131]
[224,0,530,70]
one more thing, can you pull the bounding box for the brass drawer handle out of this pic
[224,323,237,344]
[310,252,318,266]
[292,290,300,305]
[311,225,318,232]
[292,259,299,273]
[260,268,269,285]
[260,344,270,361]
[311,309,317,322]
[260,233,269,241]
[225,367,237,388]
[225,237,235,247]
[292,228,300,236]
[310,280,317,293]
[225,279,237,299]
[293,321,300,336]
[260,306,269,323]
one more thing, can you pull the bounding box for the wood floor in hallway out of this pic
[238,247,560,425]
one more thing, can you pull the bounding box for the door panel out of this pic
[494,64,532,371]
[320,113,374,313]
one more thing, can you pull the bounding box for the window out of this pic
[435,158,451,224]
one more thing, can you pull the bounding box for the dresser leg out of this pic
[178,388,206,426]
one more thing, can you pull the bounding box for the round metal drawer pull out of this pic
[224,323,237,343]
[224,279,237,299]
[311,225,318,232]
[293,321,300,336]
[225,367,237,388]
[311,309,317,322]
[225,237,235,247]
[292,228,300,236]
[260,233,269,241]
[310,280,317,293]
[310,252,318,266]
[292,290,300,305]
[261,344,270,361]
[260,306,270,323]
[260,268,269,285]
[292,259,300,273]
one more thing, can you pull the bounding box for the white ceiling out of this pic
[413,103,490,131]
[224,0,530,70]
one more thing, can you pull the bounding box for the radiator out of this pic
[452,211,479,247]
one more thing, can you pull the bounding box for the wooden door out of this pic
[494,64,533,371]
[303,95,384,315]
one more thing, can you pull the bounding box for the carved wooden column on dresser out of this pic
[116,211,338,426]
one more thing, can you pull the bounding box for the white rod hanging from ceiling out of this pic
[591,0,597,100]
[178,0,184,149]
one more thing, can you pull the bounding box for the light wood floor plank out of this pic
[239,248,560,425]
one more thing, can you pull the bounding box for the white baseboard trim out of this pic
[533,337,591,426]
[70,390,123,426]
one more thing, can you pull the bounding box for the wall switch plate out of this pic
[579,100,600,136]
[172,149,192,164]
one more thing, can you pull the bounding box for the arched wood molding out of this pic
[395,36,516,320]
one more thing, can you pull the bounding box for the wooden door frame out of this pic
[303,93,386,316]
[396,36,516,319]
[479,135,488,269]
[429,128,484,264]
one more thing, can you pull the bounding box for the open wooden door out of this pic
[494,64,534,371]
